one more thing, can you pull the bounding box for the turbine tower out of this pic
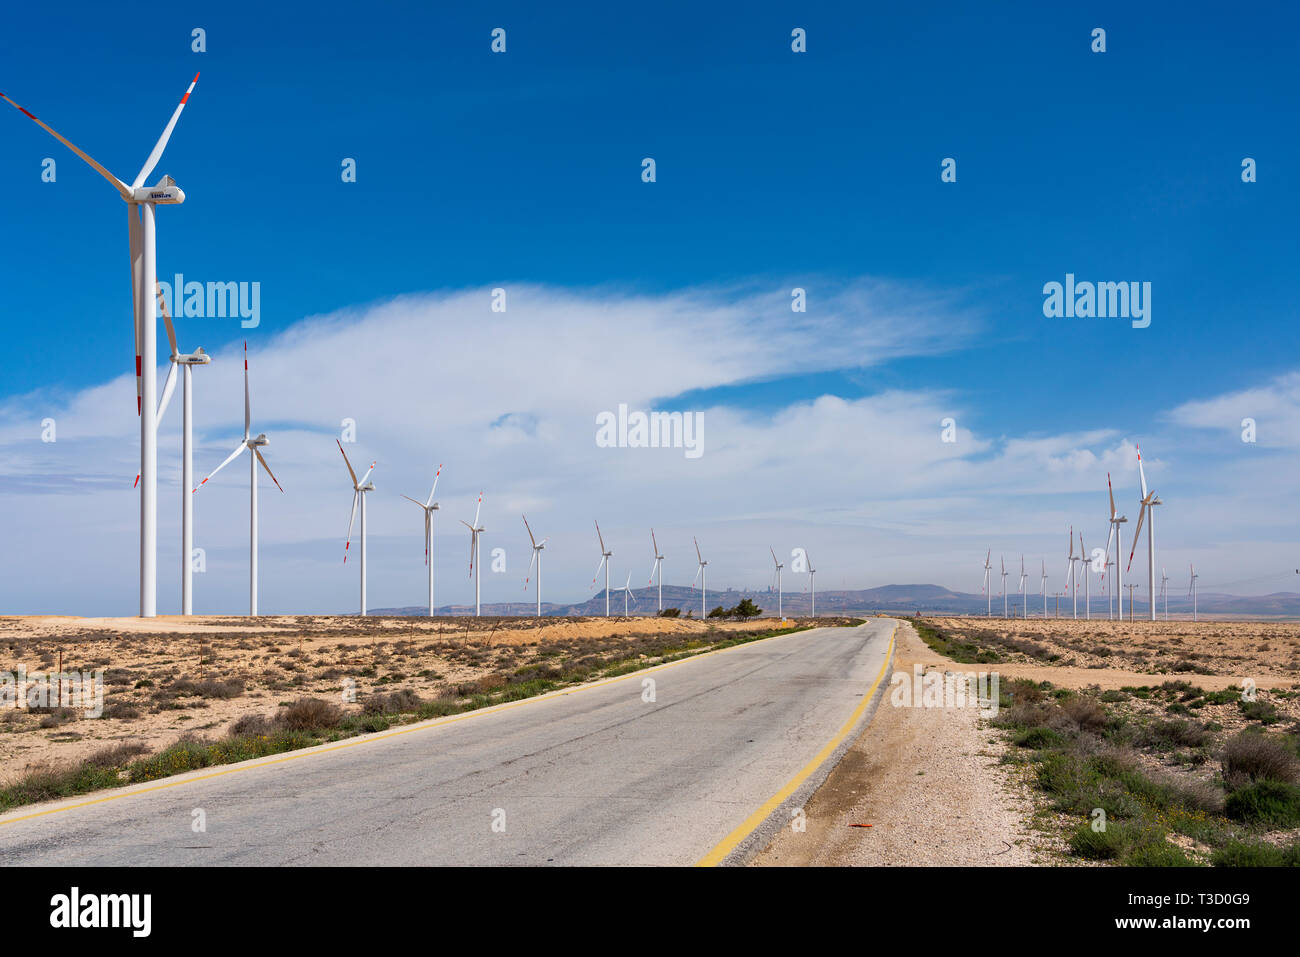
[337,441,376,616]
[1000,556,1008,618]
[193,343,282,616]
[460,492,485,617]
[807,551,816,617]
[1080,532,1091,620]
[692,538,708,618]
[648,529,665,613]
[401,464,442,616]
[1189,564,1199,622]
[1125,445,1162,621]
[1105,472,1128,621]
[592,521,613,616]
[1064,527,1078,620]
[1018,556,1028,619]
[522,515,548,617]
[982,549,992,617]
[5,74,201,617]
[1160,567,1169,620]
[1040,560,1048,617]
[770,547,784,619]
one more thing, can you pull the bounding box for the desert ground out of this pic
[0,613,816,787]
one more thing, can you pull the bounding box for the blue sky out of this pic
[2,1,1297,614]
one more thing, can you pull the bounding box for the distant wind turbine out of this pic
[648,529,665,613]
[770,547,784,618]
[807,550,816,618]
[337,440,376,616]
[982,549,992,617]
[692,538,708,618]
[1160,567,1169,620]
[193,342,282,616]
[1105,472,1128,621]
[1080,531,1091,620]
[1189,564,1199,622]
[1064,527,1078,620]
[460,492,485,616]
[401,464,442,616]
[1018,556,1028,619]
[1040,559,1048,617]
[618,571,636,616]
[592,521,613,616]
[522,515,548,616]
[1000,556,1008,618]
[1125,445,1162,621]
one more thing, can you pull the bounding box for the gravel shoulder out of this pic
[753,618,1042,866]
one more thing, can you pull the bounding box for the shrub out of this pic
[1124,840,1198,867]
[1059,696,1108,732]
[658,608,680,618]
[1211,840,1300,867]
[1139,719,1209,752]
[1238,699,1280,725]
[362,689,423,715]
[1224,780,1300,827]
[1014,726,1064,749]
[276,698,341,731]
[1068,820,1128,860]
[1221,732,1299,789]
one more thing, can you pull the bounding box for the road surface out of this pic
[0,619,895,865]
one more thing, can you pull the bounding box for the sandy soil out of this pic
[0,613,807,785]
[755,619,1042,865]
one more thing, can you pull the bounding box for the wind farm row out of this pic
[980,446,1200,622]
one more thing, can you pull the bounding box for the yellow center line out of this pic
[695,623,897,866]
[0,624,822,828]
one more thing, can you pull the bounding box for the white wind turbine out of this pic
[337,441,376,616]
[134,284,209,614]
[1189,564,1199,622]
[5,74,200,617]
[1080,532,1091,620]
[692,538,708,618]
[1018,556,1028,619]
[522,515,548,616]
[1105,472,1128,621]
[592,521,613,616]
[460,492,485,617]
[1125,445,1163,621]
[1040,559,1048,617]
[1160,567,1169,620]
[401,464,442,616]
[1064,527,1078,620]
[982,549,992,617]
[770,547,784,619]
[193,342,282,616]
[807,550,816,618]
[648,529,665,613]
[1000,556,1009,617]
[618,571,637,616]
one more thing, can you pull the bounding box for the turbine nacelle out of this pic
[133,176,185,205]
[248,433,269,448]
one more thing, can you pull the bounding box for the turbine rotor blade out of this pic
[0,91,131,198]
[242,342,250,440]
[426,464,443,506]
[155,282,179,358]
[523,515,536,547]
[156,360,178,422]
[132,73,200,189]
[193,439,248,491]
[255,448,283,492]
[344,490,359,562]
[337,439,358,487]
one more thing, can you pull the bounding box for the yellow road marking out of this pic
[0,624,822,828]
[695,623,897,866]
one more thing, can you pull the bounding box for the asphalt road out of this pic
[0,619,895,866]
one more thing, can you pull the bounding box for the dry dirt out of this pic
[0,613,806,785]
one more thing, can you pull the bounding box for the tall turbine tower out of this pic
[592,521,613,616]
[807,551,816,618]
[692,538,708,618]
[1064,528,1078,620]
[401,464,442,616]
[460,492,486,616]
[337,441,376,617]
[1018,556,1028,619]
[193,343,282,615]
[770,547,784,619]
[1040,560,1048,617]
[1000,556,1008,618]
[982,550,992,617]
[5,75,201,617]
[1080,532,1091,620]
[1105,473,1128,621]
[1125,445,1162,621]
[1160,567,1169,620]
[618,572,636,616]
[1189,565,1199,622]
[522,515,548,616]
[648,529,665,613]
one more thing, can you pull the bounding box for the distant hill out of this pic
[371,584,1300,620]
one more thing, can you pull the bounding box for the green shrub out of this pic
[1014,726,1064,749]
[1224,780,1300,827]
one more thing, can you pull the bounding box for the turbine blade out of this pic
[1107,472,1117,518]
[595,519,606,553]
[242,342,250,440]
[156,360,177,422]
[129,210,143,414]
[194,440,248,491]
[344,490,359,562]
[651,528,658,556]
[523,515,536,547]
[426,463,443,506]
[132,73,200,189]
[694,537,702,563]
[155,282,179,358]
[401,494,426,508]
[358,461,376,486]
[0,91,131,198]
[1127,504,1147,571]
[337,439,358,486]
[473,491,482,529]
[1136,444,1149,498]
[255,448,283,492]
[691,564,703,587]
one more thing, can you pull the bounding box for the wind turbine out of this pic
[460,492,485,616]
[1160,567,1169,620]
[1105,472,1128,621]
[193,342,282,616]
[592,521,613,616]
[5,74,201,617]
[982,549,992,617]
[1000,556,1008,618]
[618,572,636,616]
[807,551,816,617]
[337,441,376,616]
[136,284,209,614]
[401,464,442,616]
[1189,564,1199,621]
[1080,532,1091,620]
[1040,560,1048,617]
[522,515,547,616]
[1125,445,1162,621]
[648,529,665,613]
[1064,527,1078,619]
[692,538,708,618]
[770,547,784,618]
[1018,556,1028,619]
